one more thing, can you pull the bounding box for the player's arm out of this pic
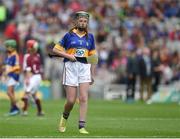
[7,65,20,73]
[52,44,76,61]
[89,34,98,84]
[89,50,97,84]
[50,33,76,61]
[89,49,98,84]
[0,64,5,75]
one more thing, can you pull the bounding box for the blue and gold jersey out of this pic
[4,51,20,81]
[54,29,96,62]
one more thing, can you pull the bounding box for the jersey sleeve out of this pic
[54,33,70,51]
[59,33,69,47]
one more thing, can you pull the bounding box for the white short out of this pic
[6,77,19,87]
[24,74,42,94]
[62,61,91,86]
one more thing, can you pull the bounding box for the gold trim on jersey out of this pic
[88,49,97,56]
[73,29,86,37]
[54,44,65,51]
[54,43,96,57]
[66,48,89,57]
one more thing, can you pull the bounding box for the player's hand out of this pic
[67,55,77,62]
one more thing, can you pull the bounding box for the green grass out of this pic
[0,99,180,138]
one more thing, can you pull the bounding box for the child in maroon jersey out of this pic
[22,40,44,116]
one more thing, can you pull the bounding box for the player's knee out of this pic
[7,91,13,96]
[79,96,88,103]
[22,97,28,101]
[67,99,75,106]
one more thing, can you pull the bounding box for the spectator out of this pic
[139,47,153,101]
[151,49,161,93]
[126,48,138,102]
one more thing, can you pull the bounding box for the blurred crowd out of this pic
[0,0,180,97]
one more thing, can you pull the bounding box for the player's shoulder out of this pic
[87,33,95,39]
[61,32,72,41]
[88,32,93,36]
[64,32,71,38]
[12,51,19,59]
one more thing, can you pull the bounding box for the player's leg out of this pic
[64,86,77,116]
[32,93,44,116]
[21,93,30,116]
[31,74,44,116]
[7,86,16,107]
[78,63,91,134]
[22,74,33,115]
[59,61,78,132]
[6,78,20,115]
[59,85,77,132]
[78,82,89,134]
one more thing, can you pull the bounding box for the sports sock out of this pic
[11,101,19,110]
[35,99,42,113]
[63,112,69,119]
[79,121,86,129]
[11,102,18,109]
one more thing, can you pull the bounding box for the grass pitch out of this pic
[0,99,180,138]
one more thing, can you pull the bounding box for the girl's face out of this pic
[6,46,15,53]
[76,17,88,31]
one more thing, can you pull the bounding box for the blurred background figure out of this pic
[3,39,20,116]
[151,49,161,93]
[139,47,153,101]
[126,48,138,102]
[21,39,44,116]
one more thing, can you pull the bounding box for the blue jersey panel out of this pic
[4,55,19,81]
[59,32,95,51]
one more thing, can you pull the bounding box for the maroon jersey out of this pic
[26,53,41,74]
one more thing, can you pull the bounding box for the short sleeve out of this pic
[59,33,70,49]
